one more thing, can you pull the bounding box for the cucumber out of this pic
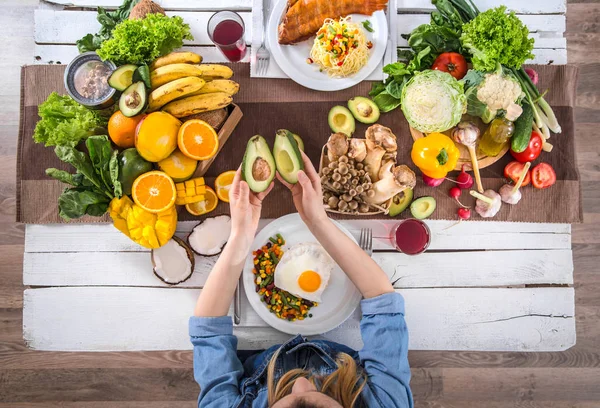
[511,99,534,153]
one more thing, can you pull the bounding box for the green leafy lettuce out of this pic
[97,14,193,65]
[33,92,108,147]
[46,136,121,220]
[76,0,140,53]
[460,6,534,71]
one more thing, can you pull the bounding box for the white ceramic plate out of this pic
[243,213,362,335]
[266,1,388,91]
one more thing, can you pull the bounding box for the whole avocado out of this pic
[119,148,153,195]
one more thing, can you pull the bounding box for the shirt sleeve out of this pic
[358,292,414,408]
[189,316,243,407]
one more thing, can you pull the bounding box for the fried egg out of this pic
[274,242,334,302]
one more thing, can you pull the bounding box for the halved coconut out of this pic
[187,215,231,256]
[151,236,195,285]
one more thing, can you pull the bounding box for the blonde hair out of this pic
[266,347,367,407]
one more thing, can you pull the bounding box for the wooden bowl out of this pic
[409,117,509,171]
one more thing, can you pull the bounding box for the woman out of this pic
[190,152,413,408]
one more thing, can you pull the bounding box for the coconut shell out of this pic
[187,216,231,256]
[151,236,195,285]
[182,109,228,130]
[129,0,166,19]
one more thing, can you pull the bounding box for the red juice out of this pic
[212,20,247,62]
[393,219,431,255]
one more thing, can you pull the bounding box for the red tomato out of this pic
[504,161,531,186]
[531,162,556,189]
[432,52,468,80]
[510,131,543,163]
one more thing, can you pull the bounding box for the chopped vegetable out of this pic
[531,162,556,189]
[361,20,374,33]
[33,92,108,148]
[411,132,460,179]
[510,131,543,163]
[504,161,531,187]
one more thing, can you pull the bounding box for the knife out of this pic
[234,277,242,325]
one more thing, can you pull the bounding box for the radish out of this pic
[445,165,473,189]
[449,186,469,208]
[422,174,444,187]
[458,208,471,220]
[525,68,538,85]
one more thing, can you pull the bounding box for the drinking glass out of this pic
[391,218,431,255]
[207,11,248,62]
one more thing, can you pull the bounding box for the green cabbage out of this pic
[97,14,193,65]
[33,92,107,147]
[460,6,534,71]
[400,70,466,133]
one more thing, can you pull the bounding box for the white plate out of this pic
[267,1,388,91]
[243,213,362,335]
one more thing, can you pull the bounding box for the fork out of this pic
[359,228,373,257]
[256,0,271,75]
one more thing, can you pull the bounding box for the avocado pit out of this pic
[252,157,272,182]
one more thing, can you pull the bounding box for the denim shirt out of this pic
[189,292,413,408]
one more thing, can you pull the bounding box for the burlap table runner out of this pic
[17,64,581,224]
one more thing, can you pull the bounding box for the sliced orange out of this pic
[215,170,236,202]
[132,171,176,213]
[177,119,219,160]
[185,186,219,216]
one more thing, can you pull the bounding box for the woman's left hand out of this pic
[229,167,274,252]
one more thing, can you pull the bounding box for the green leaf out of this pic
[369,82,386,97]
[46,168,81,186]
[57,188,110,221]
[373,91,401,113]
[86,135,114,193]
[54,145,111,198]
[383,62,411,77]
[109,149,122,198]
[386,80,404,99]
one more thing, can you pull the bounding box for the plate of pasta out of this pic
[267,0,388,91]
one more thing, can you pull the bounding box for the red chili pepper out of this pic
[337,61,344,66]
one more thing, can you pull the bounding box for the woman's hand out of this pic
[229,167,273,252]
[277,151,327,229]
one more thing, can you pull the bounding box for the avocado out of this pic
[348,96,380,124]
[119,148,153,195]
[328,105,355,137]
[274,129,304,184]
[119,81,147,117]
[292,133,304,151]
[242,135,276,193]
[410,196,436,220]
[133,64,152,89]
[388,188,414,217]
[109,64,137,91]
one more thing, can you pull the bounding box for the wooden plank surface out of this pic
[22,287,575,351]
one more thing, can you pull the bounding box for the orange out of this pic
[215,170,236,202]
[131,171,176,213]
[108,111,145,148]
[185,187,218,216]
[178,119,219,160]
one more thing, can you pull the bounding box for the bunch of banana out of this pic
[148,51,239,114]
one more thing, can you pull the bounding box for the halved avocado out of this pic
[108,64,137,91]
[292,133,304,151]
[348,96,380,124]
[119,81,147,117]
[274,129,304,184]
[242,135,276,193]
[410,196,436,220]
[388,188,414,217]
[328,105,355,137]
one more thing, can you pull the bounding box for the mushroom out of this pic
[470,189,502,218]
[363,145,386,182]
[326,133,349,162]
[365,124,397,152]
[499,162,530,205]
[348,138,367,162]
[452,121,484,193]
[365,163,416,205]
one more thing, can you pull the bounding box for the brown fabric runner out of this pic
[17,64,582,224]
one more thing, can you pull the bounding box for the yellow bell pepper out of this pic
[411,132,460,179]
[109,196,177,249]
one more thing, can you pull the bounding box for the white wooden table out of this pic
[24,0,574,352]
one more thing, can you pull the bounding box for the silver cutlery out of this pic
[359,228,373,257]
[234,277,242,325]
[256,0,271,75]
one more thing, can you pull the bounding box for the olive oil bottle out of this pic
[479,110,520,157]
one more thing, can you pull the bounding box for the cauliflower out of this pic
[462,66,524,123]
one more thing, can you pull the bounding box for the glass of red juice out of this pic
[391,219,431,255]
[207,11,248,62]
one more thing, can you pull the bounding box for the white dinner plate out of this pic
[243,213,362,335]
[266,1,388,91]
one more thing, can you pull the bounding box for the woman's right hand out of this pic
[277,151,328,229]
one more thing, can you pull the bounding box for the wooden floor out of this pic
[1,0,599,406]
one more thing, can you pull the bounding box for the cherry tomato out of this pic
[531,162,556,189]
[510,131,543,163]
[504,161,531,186]
[432,52,468,80]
